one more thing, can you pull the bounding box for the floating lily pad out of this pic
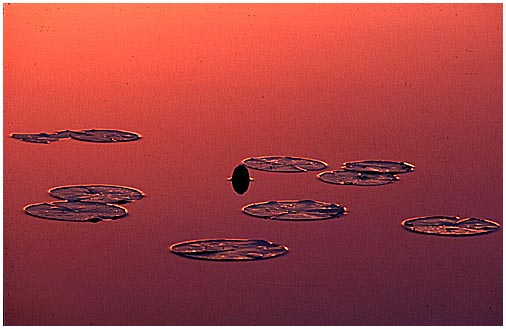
[318,170,398,186]
[342,160,415,174]
[69,129,141,143]
[242,200,346,221]
[242,156,327,172]
[169,239,288,261]
[24,201,128,222]
[49,185,145,204]
[10,130,71,144]
[401,216,501,236]
[230,164,250,195]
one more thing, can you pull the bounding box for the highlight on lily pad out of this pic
[318,170,398,186]
[24,201,128,223]
[242,156,327,172]
[342,160,415,174]
[401,215,501,236]
[49,185,145,204]
[11,129,141,144]
[242,199,346,221]
[169,238,288,261]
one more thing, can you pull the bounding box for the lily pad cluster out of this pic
[318,160,415,186]
[401,215,500,236]
[24,185,145,223]
[11,129,141,144]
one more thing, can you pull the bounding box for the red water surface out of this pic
[4,4,502,325]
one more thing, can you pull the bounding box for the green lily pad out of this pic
[242,199,346,221]
[401,215,500,236]
[318,170,398,186]
[49,185,145,204]
[24,201,128,222]
[342,160,415,174]
[169,239,288,261]
[69,129,141,143]
[242,156,327,172]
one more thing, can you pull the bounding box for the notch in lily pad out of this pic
[318,170,398,186]
[401,215,501,236]
[342,160,415,174]
[49,185,145,204]
[242,156,327,172]
[242,199,346,221]
[24,201,128,223]
[169,238,288,261]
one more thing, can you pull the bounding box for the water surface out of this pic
[4,4,502,326]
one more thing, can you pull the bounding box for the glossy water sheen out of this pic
[242,200,346,220]
[342,160,415,174]
[401,215,500,236]
[24,201,128,222]
[318,170,399,186]
[49,185,145,204]
[169,239,288,261]
[5,4,502,326]
[242,156,327,172]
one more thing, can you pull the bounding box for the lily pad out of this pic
[49,185,145,204]
[342,160,414,174]
[230,164,251,195]
[318,170,398,186]
[24,201,128,222]
[69,129,141,143]
[169,239,288,261]
[242,156,327,172]
[10,130,71,144]
[401,215,501,236]
[242,199,346,221]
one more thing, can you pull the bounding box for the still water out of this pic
[4,4,502,325]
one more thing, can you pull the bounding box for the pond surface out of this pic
[4,4,502,326]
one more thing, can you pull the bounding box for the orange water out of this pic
[4,4,502,325]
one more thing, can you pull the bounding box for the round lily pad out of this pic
[49,185,145,204]
[242,156,327,172]
[242,199,346,221]
[69,129,141,143]
[230,164,250,195]
[342,160,414,174]
[24,201,128,222]
[169,239,288,261]
[318,170,398,186]
[11,130,71,144]
[401,215,501,236]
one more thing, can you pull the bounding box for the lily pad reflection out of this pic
[318,170,398,186]
[242,156,327,172]
[242,200,346,221]
[401,215,500,236]
[24,201,128,222]
[343,160,414,174]
[169,239,288,261]
[49,185,145,204]
[69,129,141,143]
